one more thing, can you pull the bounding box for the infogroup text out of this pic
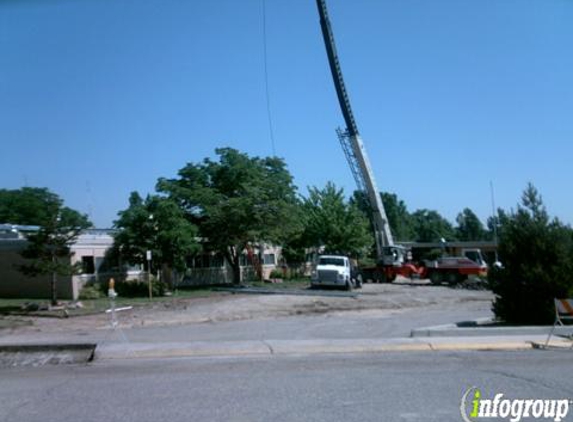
[461,387,571,422]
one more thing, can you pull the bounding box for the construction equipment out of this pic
[315,0,403,267]
[315,0,486,283]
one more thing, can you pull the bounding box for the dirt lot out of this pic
[1,279,494,336]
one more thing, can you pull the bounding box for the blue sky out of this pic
[1,0,572,228]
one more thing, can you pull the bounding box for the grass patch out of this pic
[0,287,222,318]
[0,298,39,316]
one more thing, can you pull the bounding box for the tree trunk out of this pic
[51,253,58,306]
[231,261,241,285]
[225,246,243,285]
[162,264,173,290]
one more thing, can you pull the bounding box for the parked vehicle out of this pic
[311,255,362,290]
[360,249,488,284]
[423,256,488,285]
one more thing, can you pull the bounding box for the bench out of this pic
[544,299,573,348]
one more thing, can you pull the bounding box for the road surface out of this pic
[1,350,572,422]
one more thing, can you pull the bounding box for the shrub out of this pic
[269,268,284,279]
[79,285,104,300]
[100,277,167,297]
[489,184,573,325]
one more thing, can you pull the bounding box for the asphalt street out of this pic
[1,350,572,422]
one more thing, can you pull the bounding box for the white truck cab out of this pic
[311,255,361,290]
[461,248,488,271]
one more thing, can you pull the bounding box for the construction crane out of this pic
[315,0,488,284]
[315,0,403,267]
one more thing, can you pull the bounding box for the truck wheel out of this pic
[345,280,353,291]
[374,270,386,283]
[429,271,442,285]
[446,272,458,285]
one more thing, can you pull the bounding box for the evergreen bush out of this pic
[489,184,573,324]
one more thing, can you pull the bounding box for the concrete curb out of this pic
[411,324,573,338]
[3,335,571,365]
[93,336,573,360]
[96,341,271,359]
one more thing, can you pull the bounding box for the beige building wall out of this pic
[0,230,115,300]
[0,240,74,300]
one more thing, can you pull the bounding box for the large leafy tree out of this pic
[489,184,573,324]
[114,192,200,286]
[351,191,415,242]
[157,148,301,284]
[410,209,456,242]
[280,210,310,266]
[302,182,373,257]
[381,192,416,241]
[0,187,67,225]
[455,208,487,241]
[17,189,92,305]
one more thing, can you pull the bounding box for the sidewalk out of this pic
[1,289,572,365]
[2,323,571,366]
[93,335,572,360]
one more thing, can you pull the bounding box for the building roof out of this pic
[0,224,115,242]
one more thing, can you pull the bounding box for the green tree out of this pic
[410,209,456,243]
[157,148,301,284]
[302,182,373,257]
[381,192,415,241]
[351,191,415,242]
[487,208,510,242]
[0,187,70,225]
[280,204,309,265]
[455,208,487,241]
[19,191,91,305]
[114,192,200,286]
[489,183,573,324]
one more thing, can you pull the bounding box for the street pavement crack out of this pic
[262,340,275,355]
[477,367,573,395]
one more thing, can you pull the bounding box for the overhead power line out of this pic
[262,0,276,156]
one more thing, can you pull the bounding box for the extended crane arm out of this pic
[316,0,359,137]
[315,0,395,256]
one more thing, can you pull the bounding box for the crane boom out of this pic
[315,0,395,257]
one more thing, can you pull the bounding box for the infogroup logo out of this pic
[460,387,571,422]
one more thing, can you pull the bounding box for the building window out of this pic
[263,253,276,265]
[82,256,95,274]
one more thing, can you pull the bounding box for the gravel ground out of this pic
[1,278,494,336]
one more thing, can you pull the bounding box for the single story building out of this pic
[0,225,286,299]
[0,225,115,300]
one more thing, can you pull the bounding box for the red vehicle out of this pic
[360,250,487,285]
